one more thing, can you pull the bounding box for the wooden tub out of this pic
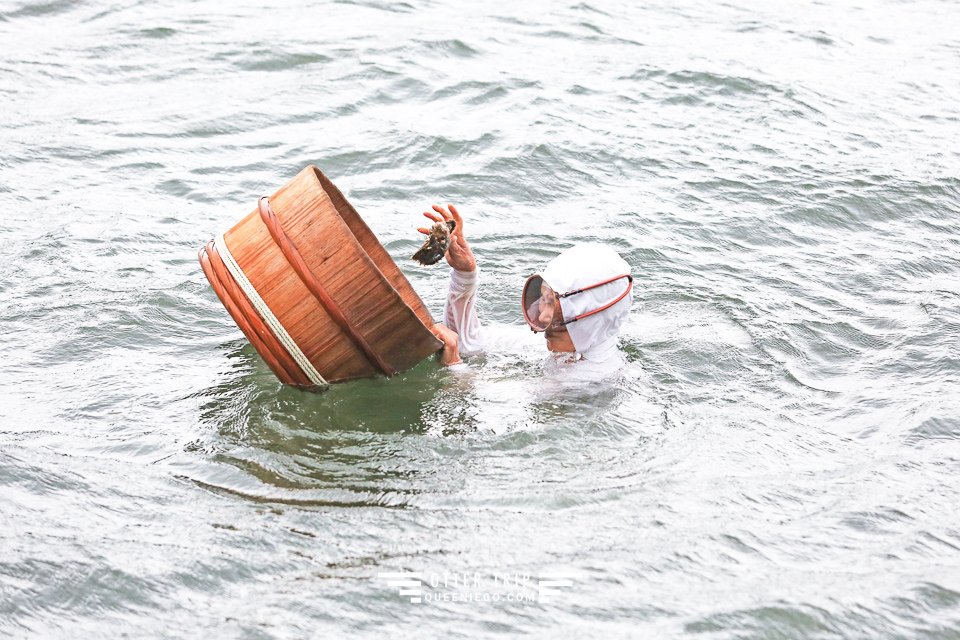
[199,166,441,389]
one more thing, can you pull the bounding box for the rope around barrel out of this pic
[214,233,328,387]
[199,241,304,385]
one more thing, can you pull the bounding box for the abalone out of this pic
[412,220,456,265]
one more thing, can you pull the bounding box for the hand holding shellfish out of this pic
[414,204,476,272]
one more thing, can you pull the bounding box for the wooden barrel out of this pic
[198,165,442,389]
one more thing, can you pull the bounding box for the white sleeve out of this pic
[443,267,484,355]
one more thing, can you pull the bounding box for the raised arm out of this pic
[419,204,483,357]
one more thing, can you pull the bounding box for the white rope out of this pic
[215,233,327,387]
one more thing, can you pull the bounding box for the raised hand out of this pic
[418,204,476,273]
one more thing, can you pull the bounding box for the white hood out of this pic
[539,243,633,363]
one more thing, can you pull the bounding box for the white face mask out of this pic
[536,243,634,361]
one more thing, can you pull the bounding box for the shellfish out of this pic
[412,220,456,266]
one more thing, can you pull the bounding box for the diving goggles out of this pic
[521,273,633,333]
